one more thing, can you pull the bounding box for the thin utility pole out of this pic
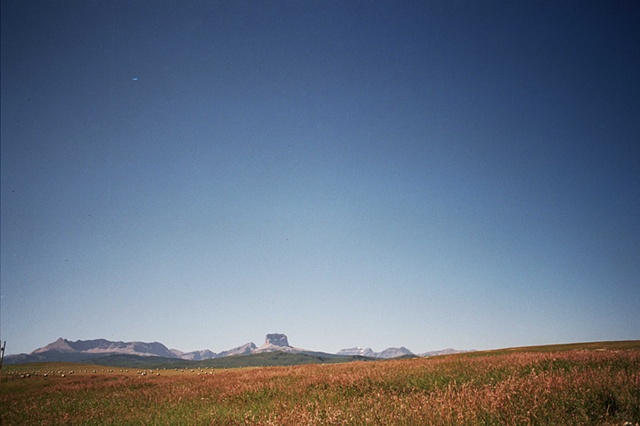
[0,341,6,371]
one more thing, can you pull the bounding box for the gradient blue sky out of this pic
[2,1,639,356]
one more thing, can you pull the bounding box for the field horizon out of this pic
[5,339,639,370]
[2,340,639,425]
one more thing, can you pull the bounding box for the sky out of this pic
[1,1,639,356]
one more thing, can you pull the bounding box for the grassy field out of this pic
[1,342,639,425]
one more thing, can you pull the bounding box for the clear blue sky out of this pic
[2,1,639,356]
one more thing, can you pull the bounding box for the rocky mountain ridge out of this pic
[336,346,414,358]
[34,338,177,358]
[4,334,471,364]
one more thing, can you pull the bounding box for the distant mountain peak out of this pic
[33,337,74,353]
[264,333,290,347]
[31,338,177,358]
[337,346,414,359]
[215,342,257,358]
[255,333,315,354]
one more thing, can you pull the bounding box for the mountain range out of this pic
[4,333,471,365]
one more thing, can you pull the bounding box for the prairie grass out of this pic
[2,348,639,425]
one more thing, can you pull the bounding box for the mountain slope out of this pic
[83,351,377,369]
[31,338,177,358]
[336,346,414,359]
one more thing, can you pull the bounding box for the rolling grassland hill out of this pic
[2,340,639,425]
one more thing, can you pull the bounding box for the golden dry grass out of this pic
[2,348,639,425]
